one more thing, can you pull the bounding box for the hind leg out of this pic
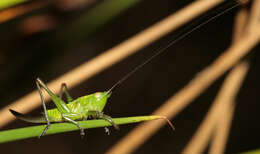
[36,79,50,138]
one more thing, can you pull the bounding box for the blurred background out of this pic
[0,0,259,153]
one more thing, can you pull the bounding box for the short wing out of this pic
[9,109,47,123]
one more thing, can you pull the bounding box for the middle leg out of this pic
[62,114,85,136]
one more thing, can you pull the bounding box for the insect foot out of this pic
[80,129,85,139]
[104,127,110,135]
[38,124,50,138]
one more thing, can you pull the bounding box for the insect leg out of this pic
[89,111,120,130]
[36,79,50,138]
[104,127,110,135]
[36,78,70,114]
[59,83,73,102]
[62,114,85,136]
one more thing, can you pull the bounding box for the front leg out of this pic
[88,111,120,130]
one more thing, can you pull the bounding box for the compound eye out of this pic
[94,92,102,100]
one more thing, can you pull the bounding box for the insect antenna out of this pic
[107,0,241,94]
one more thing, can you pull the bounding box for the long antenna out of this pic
[107,1,240,94]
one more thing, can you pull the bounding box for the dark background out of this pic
[0,0,259,153]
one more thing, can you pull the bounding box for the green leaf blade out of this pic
[0,115,162,143]
[0,0,28,10]
[241,149,260,154]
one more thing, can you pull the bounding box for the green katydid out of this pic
[9,0,240,138]
[9,78,174,137]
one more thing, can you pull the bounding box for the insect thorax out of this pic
[73,92,110,113]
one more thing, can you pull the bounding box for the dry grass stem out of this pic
[0,0,227,128]
[246,0,260,35]
[106,4,260,154]
[208,0,260,152]
[209,103,236,154]
[182,61,250,154]
[208,8,249,154]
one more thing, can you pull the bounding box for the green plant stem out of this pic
[0,115,162,143]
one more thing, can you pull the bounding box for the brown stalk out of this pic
[209,103,236,154]
[208,8,249,154]
[246,0,260,35]
[106,3,260,154]
[0,0,226,127]
[182,60,250,154]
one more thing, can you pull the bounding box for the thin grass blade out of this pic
[0,115,170,143]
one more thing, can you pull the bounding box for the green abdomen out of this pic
[47,109,63,122]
